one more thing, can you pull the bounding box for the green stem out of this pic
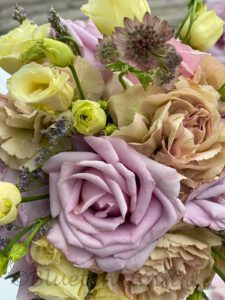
[212,247,225,262]
[2,223,34,254]
[57,36,82,56]
[119,72,128,90]
[69,64,85,100]
[213,265,225,282]
[175,9,192,39]
[24,216,51,247]
[183,0,198,43]
[22,194,49,203]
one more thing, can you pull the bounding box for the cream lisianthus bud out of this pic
[22,38,75,67]
[0,182,22,226]
[0,20,50,74]
[7,63,74,113]
[180,6,224,51]
[42,38,74,67]
[72,100,107,135]
[81,0,151,35]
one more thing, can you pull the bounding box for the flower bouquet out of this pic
[0,0,225,299]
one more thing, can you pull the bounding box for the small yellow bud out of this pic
[180,6,224,51]
[104,124,118,136]
[0,253,9,276]
[72,100,107,136]
[9,243,29,262]
[0,182,22,226]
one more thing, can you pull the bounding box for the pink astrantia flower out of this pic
[44,137,184,273]
[184,172,225,231]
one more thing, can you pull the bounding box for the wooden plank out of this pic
[0,0,188,34]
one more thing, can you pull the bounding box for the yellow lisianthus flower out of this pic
[180,5,224,51]
[30,238,89,300]
[0,182,22,226]
[0,20,50,74]
[81,0,151,35]
[90,275,130,300]
[7,62,74,113]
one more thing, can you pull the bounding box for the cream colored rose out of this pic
[30,238,89,300]
[108,229,221,300]
[7,63,74,113]
[0,20,50,74]
[0,181,21,225]
[0,94,53,169]
[109,78,225,187]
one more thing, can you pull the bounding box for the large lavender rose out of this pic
[44,137,184,272]
[184,172,225,231]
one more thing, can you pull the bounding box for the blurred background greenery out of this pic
[0,0,188,34]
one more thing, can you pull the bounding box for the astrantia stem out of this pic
[22,194,49,203]
[119,72,128,90]
[69,64,85,100]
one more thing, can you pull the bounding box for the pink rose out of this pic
[44,137,184,272]
[61,19,102,66]
[184,172,225,231]
[168,38,206,77]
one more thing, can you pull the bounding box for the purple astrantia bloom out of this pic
[184,172,225,231]
[207,0,225,64]
[44,136,184,273]
[61,19,102,66]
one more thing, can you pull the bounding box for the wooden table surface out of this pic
[0,0,188,34]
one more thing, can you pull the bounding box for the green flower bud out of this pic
[9,243,28,262]
[72,100,107,136]
[0,253,9,276]
[21,38,74,67]
[98,99,108,111]
[42,38,74,67]
[104,123,118,136]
